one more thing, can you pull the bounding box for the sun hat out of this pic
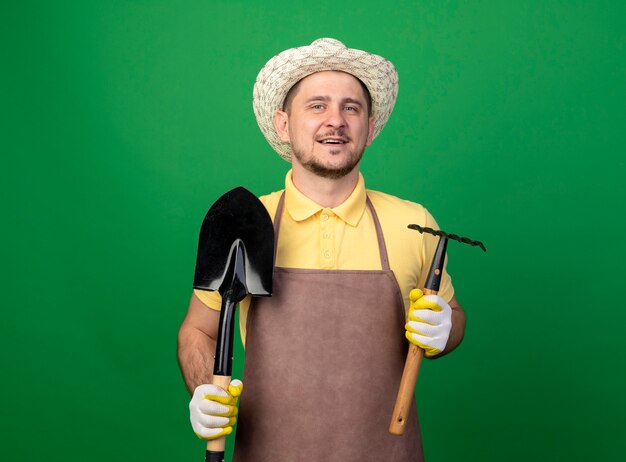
[253,38,399,161]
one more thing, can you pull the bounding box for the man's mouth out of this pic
[318,137,348,145]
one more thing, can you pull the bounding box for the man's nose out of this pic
[325,106,346,127]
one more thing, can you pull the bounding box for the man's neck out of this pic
[291,164,360,208]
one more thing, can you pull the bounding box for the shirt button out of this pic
[321,214,329,221]
[323,233,330,239]
[323,250,331,258]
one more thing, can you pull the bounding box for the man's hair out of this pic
[282,75,372,116]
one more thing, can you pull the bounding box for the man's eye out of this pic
[344,106,357,112]
[312,104,324,110]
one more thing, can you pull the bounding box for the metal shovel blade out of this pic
[193,186,274,297]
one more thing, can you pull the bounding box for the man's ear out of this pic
[365,117,375,146]
[273,110,290,143]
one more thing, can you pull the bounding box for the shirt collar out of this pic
[284,170,367,227]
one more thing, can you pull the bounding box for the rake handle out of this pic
[389,288,437,435]
[390,232,448,436]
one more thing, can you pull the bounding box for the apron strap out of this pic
[366,196,391,271]
[273,191,391,271]
[273,192,286,263]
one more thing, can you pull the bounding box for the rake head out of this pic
[408,224,486,252]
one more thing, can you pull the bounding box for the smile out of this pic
[318,138,347,145]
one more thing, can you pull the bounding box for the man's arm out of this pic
[432,294,465,358]
[177,293,220,395]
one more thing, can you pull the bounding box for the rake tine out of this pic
[408,224,486,252]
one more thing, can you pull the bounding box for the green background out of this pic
[2,1,624,460]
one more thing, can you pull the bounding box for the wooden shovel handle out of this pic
[206,374,232,461]
[389,288,437,435]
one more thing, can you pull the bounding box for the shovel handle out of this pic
[389,288,437,435]
[205,374,231,462]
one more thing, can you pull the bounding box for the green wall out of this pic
[2,1,624,460]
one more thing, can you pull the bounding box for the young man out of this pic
[178,38,465,461]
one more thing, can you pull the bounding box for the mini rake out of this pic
[389,224,486,435]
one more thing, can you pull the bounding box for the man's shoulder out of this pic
[366,188,442,233]
[366,189,428,217]
[258,189,285,219]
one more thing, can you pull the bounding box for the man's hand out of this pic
[189,379,244,440]
[405,289,452,357]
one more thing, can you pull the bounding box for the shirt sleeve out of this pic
[193,289,222,311]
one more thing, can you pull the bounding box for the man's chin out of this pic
[302,160,359,180]
[294,149,363,180]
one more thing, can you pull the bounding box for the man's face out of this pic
[274,71,375,179]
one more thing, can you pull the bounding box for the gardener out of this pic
[178,38,465,461]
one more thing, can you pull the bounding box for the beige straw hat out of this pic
[253,38,399,161]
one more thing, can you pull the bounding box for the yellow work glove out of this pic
[405,289,452,357]
[189,379,243,440]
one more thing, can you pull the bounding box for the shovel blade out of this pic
[193,187,274,297]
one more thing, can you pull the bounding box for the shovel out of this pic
[193,186,274,462]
